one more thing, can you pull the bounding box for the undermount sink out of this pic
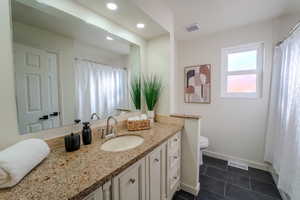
[101,135,144,152]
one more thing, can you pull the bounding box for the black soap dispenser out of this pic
[82,122,92,145]
[64,119,81,152]
[64,133,81,152]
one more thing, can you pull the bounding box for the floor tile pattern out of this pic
[173,156,282,200]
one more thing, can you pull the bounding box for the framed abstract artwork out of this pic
[184,64,211,104]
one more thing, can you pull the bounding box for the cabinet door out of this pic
[147,144,166,200]
[83,188,101,200]
[102,181,111,200]
[113,158,146,200]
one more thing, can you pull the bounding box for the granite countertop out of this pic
[0,122,183,200]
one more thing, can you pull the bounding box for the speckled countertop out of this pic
[0,121,183,200]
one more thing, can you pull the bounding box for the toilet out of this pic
[199,136,209,165]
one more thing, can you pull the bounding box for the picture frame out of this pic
[184,64,211,104]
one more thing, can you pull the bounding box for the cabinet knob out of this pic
[129,178,136,184]
[154,158,160,162]
[173,176,178,180]
[173,156,178,159]
[174,138,178,142]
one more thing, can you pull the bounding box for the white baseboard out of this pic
[180,182,200,196]
[203,150,270,171]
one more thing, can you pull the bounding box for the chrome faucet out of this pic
[101,116,118,139]
[91,113,100,120]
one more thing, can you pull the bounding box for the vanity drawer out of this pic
[168,150,180,170]
[169,167,180,191]
[168,132,181,152]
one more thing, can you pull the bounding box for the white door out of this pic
[14,43,60,134]
[46,52,61,128]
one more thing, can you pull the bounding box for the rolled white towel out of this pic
[0,139,50,188]
[0,168,8,185]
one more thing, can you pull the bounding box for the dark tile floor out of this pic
[173,155,282,200]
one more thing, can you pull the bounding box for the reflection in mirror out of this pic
[11,0,141,134]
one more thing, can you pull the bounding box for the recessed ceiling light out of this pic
[106,2,118,10]
[136,23,145,29]
[106,36,114,41]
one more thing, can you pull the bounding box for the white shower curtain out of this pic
[265,28,300,200]
[74,60,128,122]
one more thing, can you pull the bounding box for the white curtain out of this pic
[265,27,300,200]
[74,60,128,122]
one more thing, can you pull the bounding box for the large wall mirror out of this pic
[11,0,141,134]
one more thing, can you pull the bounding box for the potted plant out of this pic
[143,74,162,122]
[130,76,141,110]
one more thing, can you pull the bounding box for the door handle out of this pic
[39,115,49,120]
[50,112,59,117]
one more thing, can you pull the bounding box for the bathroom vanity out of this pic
[0,121,183,200]
[85,132,181,200]
[111,132,180,200]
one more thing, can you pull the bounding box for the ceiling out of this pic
[74,0,168,40]
[163,0,300,40]
[12,0,131,55]
[11,0,300,43]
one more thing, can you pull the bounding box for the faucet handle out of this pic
[99,128,105,139]
[110,125,115,134]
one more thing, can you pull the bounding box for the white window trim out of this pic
[221,42,264,99]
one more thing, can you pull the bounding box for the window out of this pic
[221,42,264,98]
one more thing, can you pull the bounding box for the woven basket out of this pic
[127,119,151,131]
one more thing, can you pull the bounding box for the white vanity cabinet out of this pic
[166,132,181,199]
[112,158,146,200]
[83,181,112,200]
[84,132,181,200]
[83,189,100,200]
[146,143,167,200]
[112,132,181,200]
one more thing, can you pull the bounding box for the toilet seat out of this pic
[200,136,209,149]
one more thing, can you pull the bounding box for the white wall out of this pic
[272,14,300,43]
[175,16,300,167]
[146,35,171,115]
[0,0,20,150]
[128,0,178,114]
